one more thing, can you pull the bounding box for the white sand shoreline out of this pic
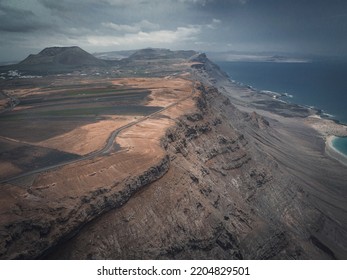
[326,135,347,167]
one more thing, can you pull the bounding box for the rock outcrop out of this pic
[1,155,170,259]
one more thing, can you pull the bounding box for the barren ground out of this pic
[1,53,346,260]
[0,76,193,180]
[0,72,199,259]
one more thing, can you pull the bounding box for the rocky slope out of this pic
[1,51,346,259]
[46,56,347,259]
[0,155,170,259]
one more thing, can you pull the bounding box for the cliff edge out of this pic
[1,51,346,260]
[47,55,347,260]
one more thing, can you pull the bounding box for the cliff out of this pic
[44,60,347,259]
[1,155,170,259]
[1,51,346,260]
[47,81,346,259]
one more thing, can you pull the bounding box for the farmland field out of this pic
[0,76,166,181]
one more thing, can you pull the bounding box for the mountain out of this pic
[0,46,109,75]
[0,47,346,260]
[41,52,347,260]
[19,46,107,67]
[93,50,137,60]
[0,47,196,76]
[128,48,197,60]
[93,48,198,61]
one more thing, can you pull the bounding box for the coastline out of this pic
[1,51,347,260]
[216,60,347,126]
[326,135,347,167]
[231,78,345,124]
[215,63,347,168]
[45,55,347,260]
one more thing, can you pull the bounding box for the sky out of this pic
[0,0,347,61]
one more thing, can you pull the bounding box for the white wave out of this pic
[323,113,335,118]
[260,90,280,95]
[283,92,293,98]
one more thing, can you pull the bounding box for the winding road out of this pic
[0,79,196,184]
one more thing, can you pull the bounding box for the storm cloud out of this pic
[0,0,346,61]
[0,2,47,32]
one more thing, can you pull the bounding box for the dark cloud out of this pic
[0,3,46,32]
[0,0,346,61]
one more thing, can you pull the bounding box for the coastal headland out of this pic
[0,48,346,260]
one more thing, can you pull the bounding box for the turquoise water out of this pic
[215,60,347,157]
[332,137,347,156]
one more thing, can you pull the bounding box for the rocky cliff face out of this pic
[47,80,345,259]
[1,155,170,259]
[2,52,346,260]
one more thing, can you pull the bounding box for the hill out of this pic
[19,46,107,67]
[93,50,137,60]
[128,48,197,60]
[0,47,197,76]
[0,46,109,75]
[0,47,346,260]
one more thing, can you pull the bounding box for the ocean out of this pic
[215,60,347,157]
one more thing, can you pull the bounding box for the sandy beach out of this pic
[326,135,347,167]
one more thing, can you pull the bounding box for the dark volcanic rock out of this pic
[19,46,107,67]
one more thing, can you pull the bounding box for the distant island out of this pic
[0,47,346,260]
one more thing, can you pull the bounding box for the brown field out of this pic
[0,73,199,259]
[37,116,137,155]
[0,74,195,183]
